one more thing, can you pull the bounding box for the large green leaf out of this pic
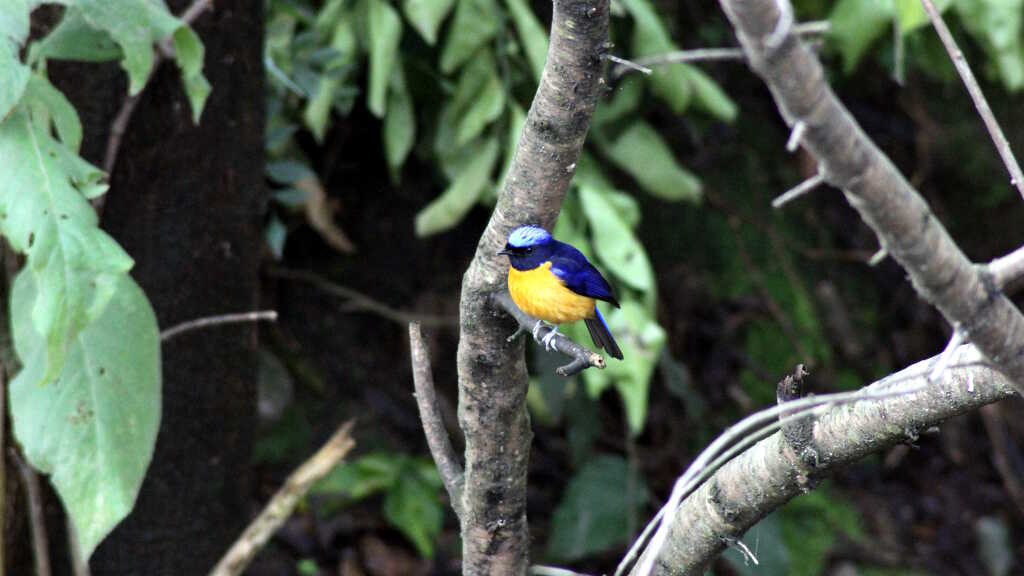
[384,67,416,174]
[504,0,548,81]
[602,301,666,434]
[10,271,161,560]
[546,455,650,562]
[415,137,499,236]
[956,0,1024,91]
[25,73,83,152]
[28,8,121,64]
[620,0,691,113]
[303,13,358,141]
[383,461,444,558]
[829,0,894,73]
[0,108,133,386]
[450,51,506,146]
[579,186,654,291]
[599,121,702,202]
[684,65,738,122]
[76,0,210,119]
[0,36,30,122]
[403,0,456,45]
[439,0,498,73]
[367,0,402,117]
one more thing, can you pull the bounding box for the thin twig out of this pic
[492,291,606,376]
[268,268,457,328]
[920,0,1024,202]
[928,327,965,384]
[603,54,652,75]
[160,310,278,341]
[208,420,356,576]
[868,247,888,266]
[990,245,1024,289]
[531,566,595,576]
[772,172,825,208]
[786,121,806,152]
[67,517,91,576]
[13,449,50,576]
[409,323,464,519]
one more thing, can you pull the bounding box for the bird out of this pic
[498,225,623,360]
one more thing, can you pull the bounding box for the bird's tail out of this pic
[585,308,623,360]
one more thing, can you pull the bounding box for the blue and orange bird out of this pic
[498,225,623,360]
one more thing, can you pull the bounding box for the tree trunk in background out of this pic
[52,2,263,573]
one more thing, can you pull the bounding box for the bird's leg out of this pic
[540,325,560,351]
[531,320,548,342]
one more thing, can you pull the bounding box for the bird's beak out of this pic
[497,249,511,257]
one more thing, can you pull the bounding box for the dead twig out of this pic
[160,310,278,341]
[208,420,356,576]
[920,0,1024,202]
[492,291,607,376]
[409,323,464,519]
[12,449,50,576]
[268,268,457,328]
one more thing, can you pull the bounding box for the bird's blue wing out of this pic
[548,241,620,307]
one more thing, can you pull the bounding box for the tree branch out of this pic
[635,345,1014,575]
[718,0,1024,394]
[451,0,610,573]
[492,291,606,376]
[919,0,1024,202]
[208,420,356,576]
[409,323,464,520]
[159,310,278,341]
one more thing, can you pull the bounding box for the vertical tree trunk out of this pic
[48,2,264,573]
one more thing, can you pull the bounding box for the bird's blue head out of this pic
[499,225,554,270]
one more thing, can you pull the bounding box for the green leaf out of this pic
[415,137,499,236]
[602,301,666,434]
[0,0,31,47]
[955,0,1024,91]
[505,0,548,81]
[383,464,444,558]
[172,27,211,123]
[0,108,133,386]
[439,0,499,74]
[546,455,650,562]
[450,51,505,146]
[303,15,359,141]
[684,65,738,123]
[28,8,121,64]
[78,0,181,94]
[313,453,403,499]
[599,121,702,202]
[384,67,416,173]
[828,0,894,73]
[403,0,456,45]
[10,271,161,560]
[579,187,654,291]
[894,0,951,33]
[367,0,403,117]
[0,40,30,122]
[620,0,691,113]
[266,159,315,184]
[25,73,83,152]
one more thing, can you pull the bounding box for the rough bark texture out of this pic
[641,346,1016,575]
[47,2,264,573]
[454,1,608,573]
[717,0,1024,392]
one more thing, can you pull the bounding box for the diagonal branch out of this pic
[492,291,606,376]
[635,345,1015,575]
[450,0,610,573]
[717,0,1024,394]
[409,323,465,519]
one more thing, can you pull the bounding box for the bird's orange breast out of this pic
[507,262,596,324]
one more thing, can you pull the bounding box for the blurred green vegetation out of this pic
[257,0,1024,572]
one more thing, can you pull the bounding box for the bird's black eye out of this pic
[525,247,533,254]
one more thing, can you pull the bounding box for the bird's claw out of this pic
[506,325,527,342]
[540,326,560,351]
[531,320,546,341]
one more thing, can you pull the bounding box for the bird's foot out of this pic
[531,320,547,342]
[540,325,560,351]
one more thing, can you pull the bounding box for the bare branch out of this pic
[492,291,607,376]
[920,0,1024,202]
[268,268,457,328]
[603,53,652,75]
[632,345,1015,574]
[772,172,824,208]
[409,323,464,519]
[13,449,50,576]
[717,0,1024,395]
[990,245,1024,290]
[160,310,278,341]
[452,0,610,572]
[785,121,806,152]
[208,420,356,576]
